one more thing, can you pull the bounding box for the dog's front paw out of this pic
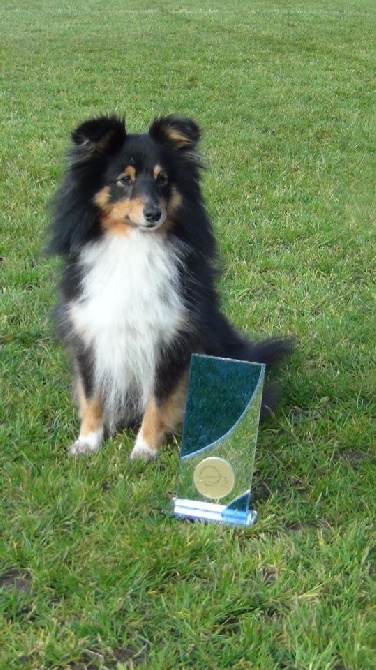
[68,429,103,457]
[130,433,158,462]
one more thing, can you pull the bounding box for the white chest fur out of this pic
[70,232,185,427]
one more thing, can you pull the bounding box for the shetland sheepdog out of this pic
[48,115,293,460]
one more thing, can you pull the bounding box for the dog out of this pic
[48,114,293,460]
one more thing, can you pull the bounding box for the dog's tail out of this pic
[228,336,295,420]
[210,317,295,420]
[213,315,295,367]
[228,335,295,369]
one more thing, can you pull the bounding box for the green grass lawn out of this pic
[1,0,375,668]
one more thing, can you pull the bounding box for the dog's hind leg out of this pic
[130,374,188,462]
[69,358,104,456]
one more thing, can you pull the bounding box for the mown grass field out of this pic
[1,0,375,668]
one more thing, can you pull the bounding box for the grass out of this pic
[1,0,375,667]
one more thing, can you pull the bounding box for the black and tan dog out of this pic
[48,115,293,460]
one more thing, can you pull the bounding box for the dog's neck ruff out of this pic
[70,231,185,428]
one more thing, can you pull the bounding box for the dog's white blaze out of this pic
[70,231,185,429]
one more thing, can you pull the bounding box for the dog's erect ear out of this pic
[149,115,200,150]
[71,116,126,154]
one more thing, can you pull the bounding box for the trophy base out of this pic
[173,498,258,527]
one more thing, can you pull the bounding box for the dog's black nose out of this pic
[144,204,162,224]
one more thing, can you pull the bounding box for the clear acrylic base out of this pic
[173,497,258,526]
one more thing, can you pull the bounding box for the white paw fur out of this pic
[68,429,103,456]
[130,433,158,462]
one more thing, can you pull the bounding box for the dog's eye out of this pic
[117,174,133,187]
[155,172,168,187]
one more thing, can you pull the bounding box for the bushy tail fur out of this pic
[229,336,295,420]
[228,335,295,369]
[209,316,295,420]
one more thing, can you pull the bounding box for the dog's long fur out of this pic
[48,115,293,460]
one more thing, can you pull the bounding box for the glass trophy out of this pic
[173,354,265,526]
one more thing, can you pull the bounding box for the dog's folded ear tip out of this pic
[149,115,201,150]
[71,116,126,149]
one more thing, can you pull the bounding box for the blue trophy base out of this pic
[173,497,258,526]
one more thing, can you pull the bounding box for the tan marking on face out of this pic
[106,196,145,225]
[101,220,133,236]
[139,374,189,452]
[169,186,182,212]
[76,378,103,437]
[124,165,136,180]
[94,188,146,234]
[94,182,172,233]
[161,187,183,233]
[93,186,111,209]
[153,164,163,179]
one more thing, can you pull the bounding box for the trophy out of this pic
[173,354,265,526]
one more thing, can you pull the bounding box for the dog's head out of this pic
[70,115,201,235]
